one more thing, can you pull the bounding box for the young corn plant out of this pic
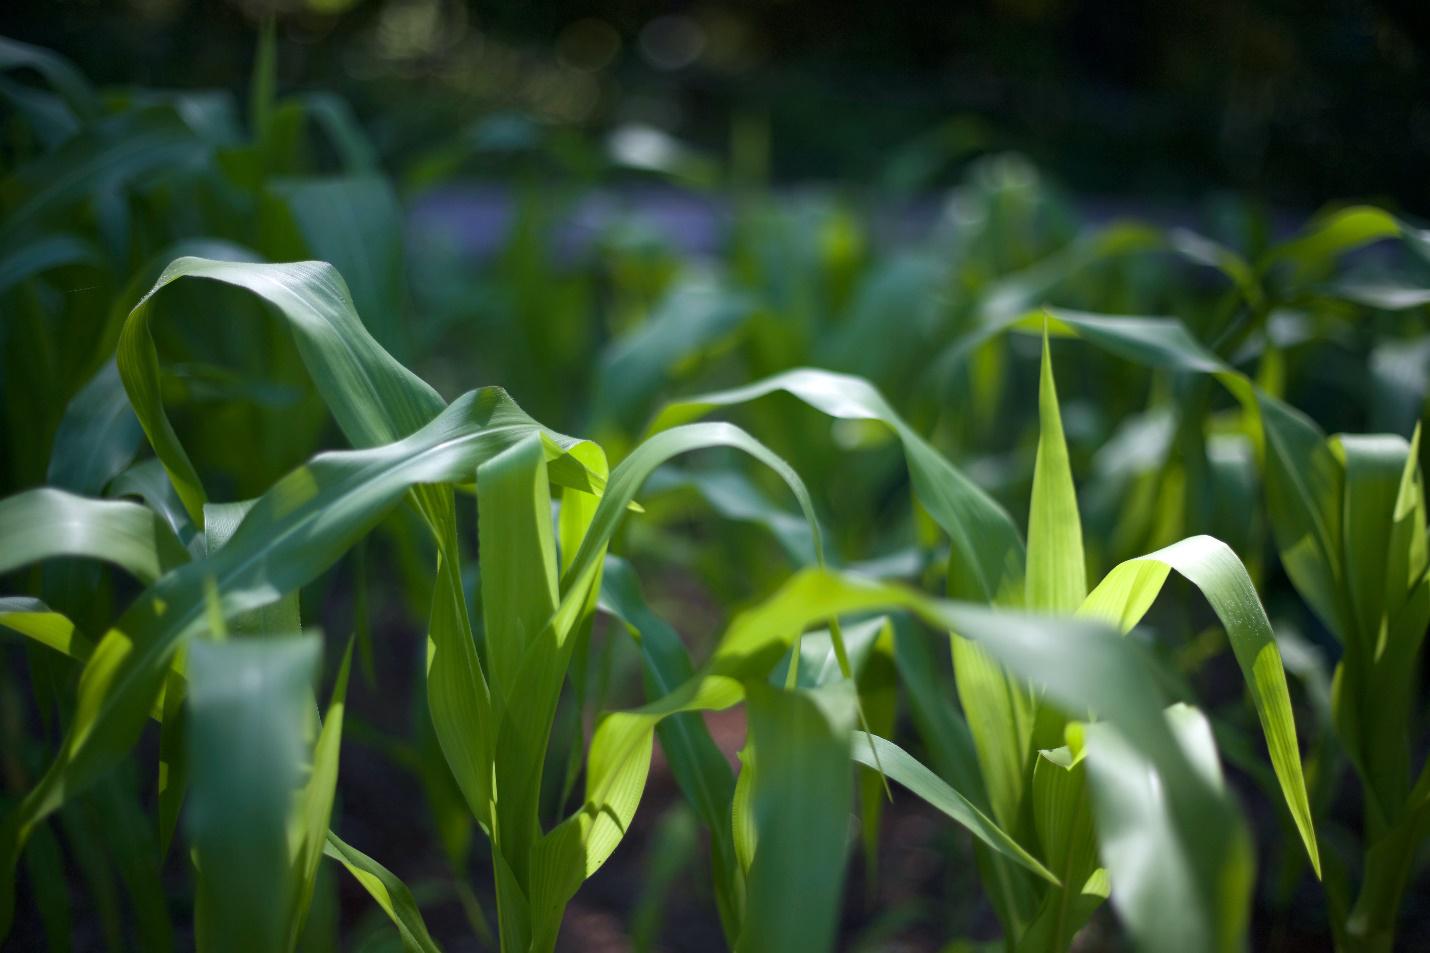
[631,334,1320,952]
[1257,410,1427,952]
[0,255,577,950]
[917,205,1430,571]
[952,329,1321,951]
[898,296,1429,949]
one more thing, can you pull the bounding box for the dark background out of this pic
[7,0,1430,211]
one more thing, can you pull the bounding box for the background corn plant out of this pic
[3,24,1429,953]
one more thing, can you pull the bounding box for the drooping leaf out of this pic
[323,831,445,953]
[1080,535,1319,875]
[648,368,1025,604]
[850,731,1055,884]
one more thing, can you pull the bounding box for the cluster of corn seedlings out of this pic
[3,30,1429,953]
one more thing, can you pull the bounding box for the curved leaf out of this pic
[648,367,1024,604]
[0,487,189,584]
[323,832,445,953]
[117,256,445,525]
[1080,534,1319,875]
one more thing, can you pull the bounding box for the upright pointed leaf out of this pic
[287,641,354,949]
[1026,329,1086,613]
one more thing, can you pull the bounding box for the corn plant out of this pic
[1256,410,1427,952]
[638,330,1321,951]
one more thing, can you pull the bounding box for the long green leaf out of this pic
[0,488,189,584]
[1018,746,1102,953]
[117,256,446,526]
[736,682,856,953]
[647,367,1025,604]
[1079,534,1319,875]
[323,831,445,953]
[187,635,319,953]
[1079,703,1252,953]
[288,640,354,950]
[1026,328,1086,613]
[851,731,1055,884]
[599,557,743,937]
[44,360,141,495]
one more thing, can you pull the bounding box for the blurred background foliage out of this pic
[9,0,1430,206]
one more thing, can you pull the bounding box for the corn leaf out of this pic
[45,361,142,496]
[598,557,743,937]
[1334,430,1429,823]
[1026,328,1086,613]
[0,36,97,122]
[1017,747,1102,953]
[1079,703,1252,953]
[478,434,562,933]
[648,367,1025,604]
[117,257,446,526]
[263,176,408,359]
[187,635,319,953]
[1,108,202,246]
[1080,534,1318,875]
[323,831,445,953]
[951,634,1035,832]
[850,731,1055,884]
[0,597,95,662]
[736,681,857,953]
[0,488,189,584]
[288,640,354,950]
